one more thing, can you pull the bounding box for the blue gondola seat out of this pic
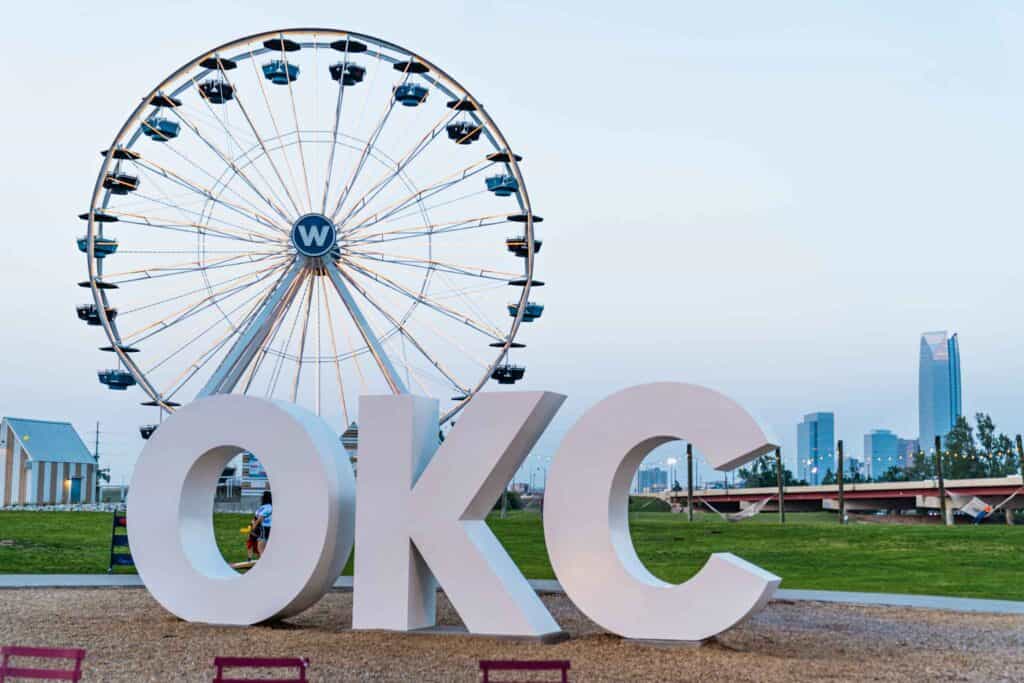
[486,174,519,197]
[199,79,234,104]
[102,173,139,195]
[98,369,136,390]
[141,117,180,142]
[507,302,544,322]
[394,83,428,106]
[446,120,481,144]
[76,304,117,326]
[329,62,366,86]
[491,364,526,385]
[262,60,299,84]
[77,236,119,258]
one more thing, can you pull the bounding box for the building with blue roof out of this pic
[1,417,97,506]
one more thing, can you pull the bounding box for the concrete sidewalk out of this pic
[2,574,1023,615]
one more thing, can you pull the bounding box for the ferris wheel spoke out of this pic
[346,249,518,282]
[124,188,278,239]
[102,251,286,286]
[265,273,311,397]
[246,46,307,216]
[290,269,317,402]
[130,159,287,237]
[340,158,493,237]
[340,257,505,341]
[131,139,293,235]
[143,271,282,375]
[105,210,283,245]
[121,260,287,345]
[320,56,350,213]
[214,61,304,217]
[347,213,509,247]
[117,264,284,317]
[327,72,408,222]
[164,105,295,226]
[318,275,350,424]
[335,106,459,227]
[337,265,470,394]
[240,270,302,395]
[323,260,407,394]
[176,91,297,223]
[279,45,314,212]
[197,256,306,397]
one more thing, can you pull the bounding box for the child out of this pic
[245,521,261,561]
[254,490,272,556]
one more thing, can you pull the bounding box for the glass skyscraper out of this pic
[918,331,962,452]
[797,412,834,485]
[864,429,898,479]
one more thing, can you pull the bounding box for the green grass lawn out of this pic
[1,510,1022,600]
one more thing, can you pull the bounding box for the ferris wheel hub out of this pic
[290,213,338,258]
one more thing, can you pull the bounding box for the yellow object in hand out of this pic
[240,526,252,534]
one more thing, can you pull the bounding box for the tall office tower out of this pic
[919,331,962,452]
[864,429,899,479]
[638,467,668,493]
[797,412,835,485]
[897,438,920,467]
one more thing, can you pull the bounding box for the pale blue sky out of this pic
[1,1,1022,484]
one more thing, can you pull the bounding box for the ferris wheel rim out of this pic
[83,28,540,426]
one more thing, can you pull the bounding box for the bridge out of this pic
[647,475,1024,524]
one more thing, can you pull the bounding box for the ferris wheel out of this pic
[78,28,544,439]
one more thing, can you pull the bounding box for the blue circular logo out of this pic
[291,214,337,257]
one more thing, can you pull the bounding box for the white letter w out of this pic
[296,222,330,247]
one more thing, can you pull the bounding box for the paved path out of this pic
[2,574,1022,615]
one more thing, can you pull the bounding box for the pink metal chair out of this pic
[479,660,571,683]
[212,656,309,682]
[0,646,86,682]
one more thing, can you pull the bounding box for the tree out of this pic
[821,469,836,485]
[491,490,522,512]
[845,459,866,483]
[876,465,910,483]
[899,413,1020,481]
[737,453,804,488]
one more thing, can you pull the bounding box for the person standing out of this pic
[254,490,272,556]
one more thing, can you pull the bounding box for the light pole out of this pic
[775,447,785,524]
[935,436,949,526]
[686,443,694,521]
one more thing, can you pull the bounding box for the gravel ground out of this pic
[1,589,1023,682]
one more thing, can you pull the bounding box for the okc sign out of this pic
[127,383,781,642]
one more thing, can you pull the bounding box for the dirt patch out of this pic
[1,589,1022,681]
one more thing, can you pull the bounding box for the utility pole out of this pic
[93,421,101,502]
[1016,434,1023,478]
[686,443,694,522]
[837,440,846,524]
[775,447,785,524]
[935,436,949,526]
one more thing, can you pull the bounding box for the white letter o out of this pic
[127,395,355,625]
